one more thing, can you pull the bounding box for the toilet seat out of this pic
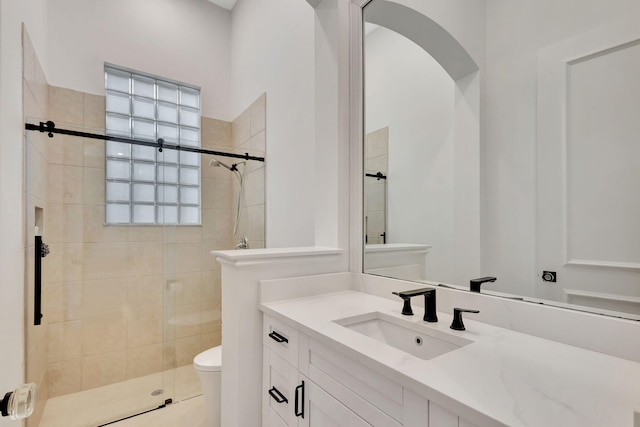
[194,345,222,372]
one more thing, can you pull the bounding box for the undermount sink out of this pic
[334,311,472,360]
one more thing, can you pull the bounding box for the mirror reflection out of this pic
[363,0,640,319]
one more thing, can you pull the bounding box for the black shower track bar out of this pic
[366,172,387,180]
[25,121,265,163]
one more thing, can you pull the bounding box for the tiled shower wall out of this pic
[23,27,52,427]
[231,93,266,248]
[24,63,266,403]
[365,127,388,245]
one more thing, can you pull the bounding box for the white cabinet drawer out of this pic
[263,347,298,425]
[264,314,299,367]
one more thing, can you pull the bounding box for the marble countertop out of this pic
[261,290,640,427]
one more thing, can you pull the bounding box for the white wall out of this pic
[365,26,457,283]
[482,0,639,296]
[46,0,231,120]
[230,0,316,248]
[0,0,48,424]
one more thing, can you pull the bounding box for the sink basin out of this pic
[335,312,472,360]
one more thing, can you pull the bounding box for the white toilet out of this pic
[194,345,222,427]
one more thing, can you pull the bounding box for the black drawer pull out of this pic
[268,387,288,404]
[268,330,288,343]
[295,380,305,418]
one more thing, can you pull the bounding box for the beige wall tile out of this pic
[24,83,44,122]
[83,139,105,168]
[43,242,64,284]
[126,344,163,379]
[49,86,84,126]
[81,278,126,318]
[173,304,202,339]
[48,164,64,204]
[201,177,233,210]
[169,272,202,306]
[249,129,265,153]
[201,208,233,240]
[63,204,83,243]
[83,93,105,129]
[201,117,231,149]
[202,330,222,351]
[246,205,265,242]
[201,271,221,302]
[128,226,164,242]
[82,242,128,281]
[243,168,265,207]
[82,351,126,390]
[126,275,163,312]
[82,167,104,206]
[231,106,251,146]
[47,321,82,363]
[201,300,221,334]
[174,226,202,242]
[83,205,128,242]
[201,240,233,271]
[27,335,47,384]
[127,309,163,347]
[45,282,82,323]
[46,204,64,244]
[33,59,49,119]
[63,243,83,282]
[127,241,163,277]
[48,359,82,397]
[62,134,84,166]
[62,165,84,204]
[250,93,266,137]
[173,242,202,273]
[175,335,201,367]
[82,313,127,356]
[366,127,389,159]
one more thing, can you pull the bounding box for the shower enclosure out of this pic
[22,29,266,427]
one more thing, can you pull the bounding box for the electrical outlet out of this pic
[542,271,557,283]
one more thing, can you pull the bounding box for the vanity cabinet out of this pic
[263,314,480,427]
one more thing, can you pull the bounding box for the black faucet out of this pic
[392,288,438,322]
[470,276,496,293]
[450,308,480,331]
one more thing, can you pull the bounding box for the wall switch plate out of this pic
[542,271,557,283]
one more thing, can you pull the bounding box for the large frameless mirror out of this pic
[362,0,640,320]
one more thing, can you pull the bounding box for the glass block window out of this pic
[104,65,201,225]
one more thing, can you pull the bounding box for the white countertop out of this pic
[261,290,640,427]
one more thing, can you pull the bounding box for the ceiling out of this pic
[207,0,237,10]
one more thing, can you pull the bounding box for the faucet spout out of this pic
[392,288,438,322]
[470,276,496,293]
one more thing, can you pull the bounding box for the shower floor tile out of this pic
[38,365,201,427]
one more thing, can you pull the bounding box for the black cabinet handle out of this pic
[268,330,288,343]
[268,387,288,404]
[295,380,305,418]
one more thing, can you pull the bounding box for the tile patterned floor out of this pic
[39,365,201,427]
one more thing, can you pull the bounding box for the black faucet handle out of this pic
[392,292,414,316]
[450,308,480,331]
[470,276,497,293]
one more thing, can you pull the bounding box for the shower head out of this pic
[209,158,246,172]
[209,158,233,170]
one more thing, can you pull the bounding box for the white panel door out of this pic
[428,401,457,427]
[536,13,640,316]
